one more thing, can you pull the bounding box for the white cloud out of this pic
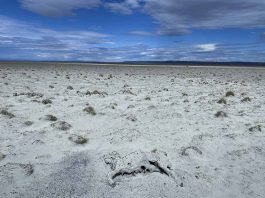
[20,0,101,17]
[1,16,265,62]
[19,0,265,35]
[0,16,110,55]
[196,44,217,52]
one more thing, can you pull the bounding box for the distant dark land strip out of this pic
[1,61,265,68]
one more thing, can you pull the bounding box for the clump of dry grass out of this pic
[215,111,227,118]
[108,74,113,79]
[225,91,235,97]
[24,121,33,126]
[13,92,43,98]
[83,106,96,116]
[86,90,107,96]
[45,114,58,121]
[126,115,137,122]
[217,98,227,104]
[0,109,15,118]
[145,96,151,101]
[0,152,6,161]
[122,90,136,96]
[51,121,72,131]
[42,99,52,105]
[249,125,262,132]
[19,163,34,176]
[68,134,88,144]
[67,86,74,90]
[241,97,251,102]
[110,103,118,109]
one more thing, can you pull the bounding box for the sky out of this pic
[0,0,265,62]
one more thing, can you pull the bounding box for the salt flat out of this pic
[0,62,265,198]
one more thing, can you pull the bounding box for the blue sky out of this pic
[0,0,265,62]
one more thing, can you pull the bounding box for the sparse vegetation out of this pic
[51,121,72,131]
[225,91,235,97]
[67,86,74,90]
[45,114,58,121]
[215,111,227,118]
[68,135,88,144]
[145,96,151,101]
[42,99,52,105]
[19,163,34,176]
[0,152,6,161]
[0,109,15,118]
[123,90,136,96]
[249,125,262,132]
[241,97,251,102]
[13,92,43,98]
[126,115,137,122]
[24,121,33,126]
[108,74,113,79]
[83,106,96,116]
[217,98,227,104]
[110,103,118,109]
[86,90,107,96]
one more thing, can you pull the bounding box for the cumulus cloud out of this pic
[105,0,265,35]
[20,0,101,17]
[143,0,265,35]
[19,0,265,35]
[1,16,265,62]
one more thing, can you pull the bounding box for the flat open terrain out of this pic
[0,62,265,198]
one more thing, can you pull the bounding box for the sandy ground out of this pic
[0,62,265,198]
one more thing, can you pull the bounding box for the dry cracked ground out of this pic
[0,62,265,198]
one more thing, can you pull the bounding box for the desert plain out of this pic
[0,62,265,198]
